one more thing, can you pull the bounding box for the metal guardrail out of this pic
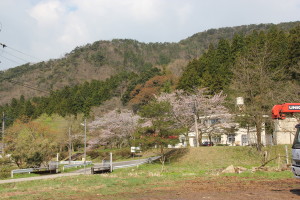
[91,156,161,174]
[113,156,161,169]
[97,156,160,170]
[62,162,92,171]
[11,161,93,177]
[11,168,34,177]
[11,167,51,178]
[59,161,92,165]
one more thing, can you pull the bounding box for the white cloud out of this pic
[127,0,163,22]
[0,0,299,71]
[29,0,66,26]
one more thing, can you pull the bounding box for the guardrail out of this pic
[11,168,34,178]
[11,167,54,178]
[62,161,92,172]
[91,156,160,174]
[59,161,92,165]
[112,156,161,169]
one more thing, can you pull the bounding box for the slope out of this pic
[0,21,299,105]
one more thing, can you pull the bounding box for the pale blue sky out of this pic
[0,0,299,70]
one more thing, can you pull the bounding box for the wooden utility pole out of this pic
[2,112,4,155]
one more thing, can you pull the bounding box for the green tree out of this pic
[5,120,58,168]
[136,101,180,167]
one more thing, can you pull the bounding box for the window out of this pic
[228,134,235,143]
[293,126,300,149]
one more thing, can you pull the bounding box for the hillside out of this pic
[0,21,299,105]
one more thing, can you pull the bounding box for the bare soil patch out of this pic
[102,176,300,200]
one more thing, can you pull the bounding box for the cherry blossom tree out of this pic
[158,89,234,146]
[89,109,140,148]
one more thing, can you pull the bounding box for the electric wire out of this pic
[3,78,51,94]
[0,54,23,65]
[6,45,41,62]
[2,50,31,63]
[0,42,41,64]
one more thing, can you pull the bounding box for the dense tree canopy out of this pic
[177,26,300,93]
[0,69,161,127]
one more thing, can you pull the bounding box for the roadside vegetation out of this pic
[0,145,294,200]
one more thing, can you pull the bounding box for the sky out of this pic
[0,0,299,71]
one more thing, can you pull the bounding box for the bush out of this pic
[0,158,14,179]
[114,148,131,158]
[216,144,229,146]
[0,166,13,179]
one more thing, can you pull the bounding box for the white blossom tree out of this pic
[89,109,140,148]
[158,89,234,146]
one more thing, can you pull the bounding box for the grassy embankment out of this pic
[0,145,294,200]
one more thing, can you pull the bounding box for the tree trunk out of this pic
[256,120,263,151]
[160,144,165,172]
[198,133,203,146]
[184,132,189,147]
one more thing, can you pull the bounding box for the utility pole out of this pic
[194,114,199,147]
[68,127,71,164]
[193,102,199,147]
[84,118,87,164]
[2,112,4,155]
[84,118,87,174]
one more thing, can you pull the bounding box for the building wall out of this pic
[177,124,267,147]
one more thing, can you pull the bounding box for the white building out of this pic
[171,123,268,147]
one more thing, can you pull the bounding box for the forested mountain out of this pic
[178,25,300,93]
[0,21,299,105]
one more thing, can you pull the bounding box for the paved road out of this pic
[0,172,83,184]
[0,156,160,185]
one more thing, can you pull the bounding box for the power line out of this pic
[6,79,51,94]
[2,50,31,63]
[0,54,23,65]
[0,42,41,62]
[7,45,41,62]
[0,77,51,94]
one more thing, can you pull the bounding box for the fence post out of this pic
[11,171,13,178]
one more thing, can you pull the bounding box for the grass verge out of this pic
[0,145,295,200]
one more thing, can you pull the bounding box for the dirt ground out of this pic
[106,177,300,200]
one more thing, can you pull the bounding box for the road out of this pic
[0,156,160,184]
[0,172,83,184]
